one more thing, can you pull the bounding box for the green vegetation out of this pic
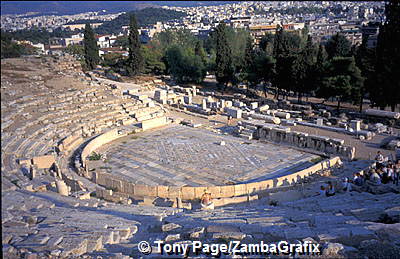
[325,32,352,59]
[66,19,103,25]
[1,2,398,112]
[64,44,84,58]
[215,22,234,88]
[165,44,206,83]
[88,151,102,161]
[317,56,364,110]
[95,8,187,35]
[310,157,324,163]
[2,27,75,44]
[370,0,400,111]
[83,23,100,70]
[1,30,38,58]
[281,7,326,15]
[126,14,143,76]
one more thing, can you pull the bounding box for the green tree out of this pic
[165,45,206,83]
[194,40,207,65]
[259,33,274,55]
[292,35,318,102]
[247,50,276,97]
[325,32,352,59]
[141,45,166,75]
[272,27,302,99]
[114,36,129,50]
[83,23,100,70]
[102,52,123,67]
[355,36,375,112]
[126,14,143,76]
[372,0,400,111]
[64,44,84,57]
[312,44,329,100]
[215,22,234,89]
[317,57,364,110]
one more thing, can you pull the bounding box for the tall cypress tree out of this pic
[373,0,400,111]
[215,22,234,88]
[83,23,99,70]
[126,14,143,76]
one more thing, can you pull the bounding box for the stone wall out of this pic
[258,125,355,160]
[93,156,342,201]
[238,119,355,160]
[81,129,128,169]
[59,134,84,154]
[32,155,55,169]
[141,116,168,131]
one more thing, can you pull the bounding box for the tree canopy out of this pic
[126,14,143,76]
[371,0,400,111]
[83,23,100,70]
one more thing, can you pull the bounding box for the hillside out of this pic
[95,8,187,35]
[1,1,238,15]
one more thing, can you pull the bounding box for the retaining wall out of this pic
[81,128,128,169]
[256,123,355,160]
[92,156,342,200]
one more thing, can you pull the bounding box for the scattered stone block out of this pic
[189,227,205,239]
[212,232,246,240]
[165,234,181,242]
[162,223,181,232]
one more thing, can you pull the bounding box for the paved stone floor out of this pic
[102,125,318,186]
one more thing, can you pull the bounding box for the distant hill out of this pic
[95,8,187,35]
[1,1,239,15]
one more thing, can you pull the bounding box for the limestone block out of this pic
[205,186,221,198]
[246,182,262,194]
[273,111,291,119]
[122,118,135,126]
[258,179,274,190]
[234,184,247,196]
[165,234,181,242]
[56,180,69,196]
[134,185,151,197]
[194,187,206,199]
[250,113,280,124]
[181,187,195,200]
[350,120,361,132]
[184,95,192,105]
[322,243,344,257]
[141,116,167,131]
[258,104,270,112]
[162,223,182,232]
[32,155,55,169]
[225,107,242,119]
[225,101,233,107]
[147,186,158,197]
[189,227,205,239]
[365,109,400,119]
[212,232,246,240]
[202,99,207,109]
[219,185,235,198]
[157,186,169,198]
[167,186,181,199]
[250,102,258,109]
